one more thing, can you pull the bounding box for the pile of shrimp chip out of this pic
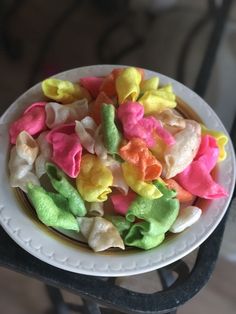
[8,67,229,252]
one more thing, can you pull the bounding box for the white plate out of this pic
[0,65,235,277]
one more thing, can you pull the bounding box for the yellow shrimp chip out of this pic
[121,162,162,199]
[76,154,113,202]
[140,77,159,93]
[116,67,142,104]
[201,125,228,161]
[42,78,90,104]
[139,85,176,115]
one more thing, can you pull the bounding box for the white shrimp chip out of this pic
[45,99,88,129]
[104,156,129,195]
[80,116,97,130]
[77,217,125,252]
[35,131,52,178]
[9,147,32,178]
[163,120,201,178]
[9,146,39,192]
[88,202,104,217]
[75,117,97,154]
[170,206,202,233]
[16,131,39,165]
[94,125,108,160]
[154,108,186,134]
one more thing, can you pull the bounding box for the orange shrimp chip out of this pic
[164,178,195,203]
[99,68,123,97]
[119,138,162,181]
[90,91,114,125]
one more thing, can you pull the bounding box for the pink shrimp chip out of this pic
[176,135,228,199]
[9,102,47,144]
[117,102,175,147]
[80,77,104,98]
[46,123,82,178]
[111,190,136,215]
[195,134,219,171]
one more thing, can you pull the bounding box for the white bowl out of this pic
[0,65,235,276]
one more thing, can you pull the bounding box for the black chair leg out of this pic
[82,298,102,314]
[45,285,70,314]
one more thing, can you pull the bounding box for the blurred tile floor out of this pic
[0,0,236,313]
